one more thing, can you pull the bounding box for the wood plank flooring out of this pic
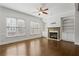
[0,38,79,56]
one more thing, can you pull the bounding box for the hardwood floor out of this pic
[0,38,79,56]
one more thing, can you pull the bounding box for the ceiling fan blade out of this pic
[43,8,48,11]
[42,12,48,14]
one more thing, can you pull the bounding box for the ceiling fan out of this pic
[34,4,48,15]
[37,7,48,15]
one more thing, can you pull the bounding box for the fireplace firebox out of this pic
[49,32,57,39]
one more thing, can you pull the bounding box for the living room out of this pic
[0,3,79,56]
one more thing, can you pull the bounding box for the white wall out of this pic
[0,6,44,45]
[75,4,79,45]
[0,7,2,43]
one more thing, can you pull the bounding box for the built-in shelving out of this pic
[62,16,74,32]
[61,16,75,42]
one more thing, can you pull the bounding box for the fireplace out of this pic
[49,32,58,39]
[48,27,60,40]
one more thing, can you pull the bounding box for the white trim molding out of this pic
[75,41,79,45]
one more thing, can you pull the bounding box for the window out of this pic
[30,21,41,35]
[16,19,25,36]
[6,17,25,37]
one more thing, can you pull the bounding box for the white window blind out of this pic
[6,17,25,37]
[30,21,41,35]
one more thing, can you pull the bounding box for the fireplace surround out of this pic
[48,27,60,40]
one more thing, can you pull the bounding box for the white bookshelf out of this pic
[61,16,75,42]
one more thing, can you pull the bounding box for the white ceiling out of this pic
[0,3,75,18]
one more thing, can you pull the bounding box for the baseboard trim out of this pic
[61,39,79,45]
[0,37,42,45]
[61,39,74,43]
[75,42,79,45]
